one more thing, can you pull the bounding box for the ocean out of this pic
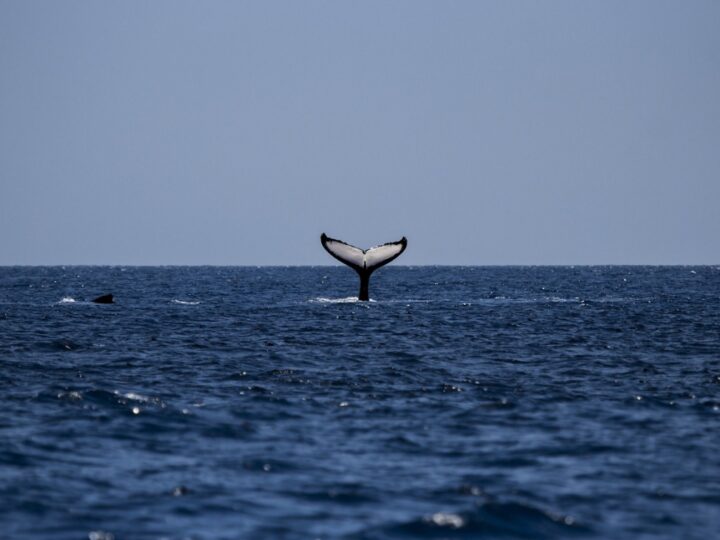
[1,266,718,539]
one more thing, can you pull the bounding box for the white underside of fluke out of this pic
[321,234,407,272]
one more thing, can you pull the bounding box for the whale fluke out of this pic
[92,294,114,304]
[321,233,407,301]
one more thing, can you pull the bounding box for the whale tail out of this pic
[320,233,407,301]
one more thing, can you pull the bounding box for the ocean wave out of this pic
[359,500,589,539]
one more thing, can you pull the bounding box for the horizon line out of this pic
[0,263,718,268]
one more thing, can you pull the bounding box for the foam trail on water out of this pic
[311,297,367,304]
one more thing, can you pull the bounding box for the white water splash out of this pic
[117,391,151,402]
[171,299,201,305]
[311,297,369,304]
[428,512,465,528]
[58,297,76,304]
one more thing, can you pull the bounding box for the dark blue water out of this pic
[1,266,719,539]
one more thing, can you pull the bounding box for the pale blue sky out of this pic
[1,1,718,265]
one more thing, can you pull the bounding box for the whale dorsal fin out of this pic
[321,233,407,273]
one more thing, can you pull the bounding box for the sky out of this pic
[1,1,718,265]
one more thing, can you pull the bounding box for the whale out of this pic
[92,294,114,304]
[320,233,407,301]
